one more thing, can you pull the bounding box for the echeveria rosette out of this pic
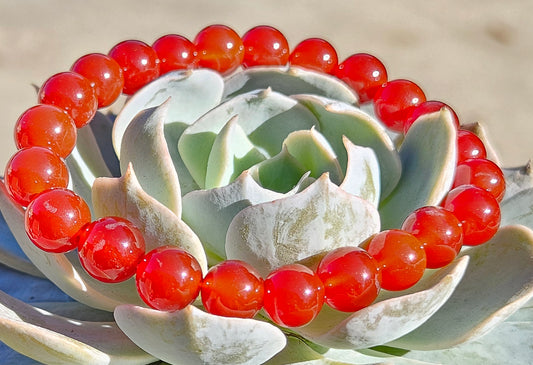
[0,65,532,365]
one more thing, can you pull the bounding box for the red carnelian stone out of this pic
[263,263,324,327]
[404,100,460,134]
[194,24,244,75]
[453,158,506,202]
[77,216,146,283]
[335,53,388,103]
[136,246,203,311]
[317,246,381,312]
[4,147,69,206]
[38,71,98,128]
[14,104,77,158]
[442,185,501,246]
[152,34,199,74]
[109,40,160,95]
[373,79,426,133]
[242,25,289,67]
[71,53,124,107]
[457,129,487,163]
[361,229,426,291]
[25,188,91,253]
[289,38,338,74]
[402,206,463,269]
[201,260,264,318]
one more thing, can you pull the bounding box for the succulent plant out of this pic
[0,25,532,364]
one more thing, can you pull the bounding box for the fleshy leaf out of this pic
[205,116,267,189]
[339,136,380,207]
[120,100,182,215]
[223,66,358,105]
[178,88,318,188]
[182,171,291,264]
[283,127,344,185]
[294,94,400,199]
[388,225,533,350]
[500,187,533,229]
[502,160,533,199]
[225,174,380,276]
[294,256,468,349]
[0,290,156,365]
[379,109,457,229]
[0,182,143,311]
[114,304,286,365]
[92,163,208,273]
[113,69,224,158]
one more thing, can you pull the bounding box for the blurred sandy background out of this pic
[0,0,532,169]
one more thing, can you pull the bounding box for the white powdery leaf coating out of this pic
[293,256,469,350]
[388,225,533,350]
[339,136,381,207]
[182,171,292,263]
[120,100,182,216]
[0,182,143,311]
[113,69,224,158]
[92,163,208,274]
[379,108,457,229]
[0,290,155,365]
[114,304,286,365]
[225,174,380,276]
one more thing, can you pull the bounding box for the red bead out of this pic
[373,79,426,133]
[38,71,98,128]
[25,188,91,253]
[109,40,160,95]
[242,25,289,67]
[136,246,202,311]
[442,185,501,246]
[402,206,463,269]
[317,247,381,312]
[152,34,199,74]
[289,38,338,74]
[263,264,324,327]
[457,129,487,163]
[201,260,264,318]
[361,230,426,291]
[71,53,124,107]
[404,100,460,134]
[14,104,77,158]
[77,216,146,283]
[334,53,388,103]
[194,24,244,75]
[453,158,506,202]
[4,147,69,206]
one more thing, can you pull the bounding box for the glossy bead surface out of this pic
[136,246,202,311]
[109,40,160,95]
[77,217,146,283]
[194,24,244,75]
[373,79,426,133]
[242,25,289,67]
[152,34,199,74]
[362,230,426,291]
[14,104,77,158]
[453,158,506,202]
[457,129,487,163]
[289,38,338,74]
[334,53,387,103]
[4,147,69,206]
[71,53,124,107]
[442,185,501,246]
[402,206,463,269]
[263,264,324,327]
[317,246,381,312]
[404,100,460,134]
[25,188,91,253]
[201,260,264,318]
[38,71,98,128]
